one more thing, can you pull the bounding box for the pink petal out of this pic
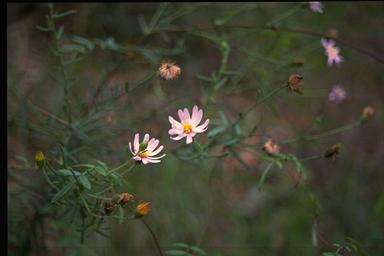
[169,128,182,135]
[191,106,203,126]
[193,119,209,133]
[170,134,187,141]
[149,145,164,156]
[142,158,149,164]
[169,116,183,129]
[143,133,150,143]
[183,108,191,120]
[178,109,186,122]
[147,154,166,160]
[128,142,136,155]
[186,135,193,144]
[147,159,161,164]
[133,156,142,161]
[147,139,159,152]
[134,133,140,152]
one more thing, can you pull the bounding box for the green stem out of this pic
[283,121,361,144]
[141,219,164,256]
[79,193,104,218]
[41,166,60,191]
[120,163,136,176]
[108,159,133,175]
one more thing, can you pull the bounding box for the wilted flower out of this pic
[129,133,166,164]
[117,192,134,205]
[35,150,45,168]
[324,143,341,160]
[168,105,210,144]
[262,138,280,155]
[158,60,181,80]
[135,201,151,218]
[361,106,375,121]
[287,74,303,94]
[328,85,347,102]
[321,38,343,66]
[104,202,116,215]
[309,2,323,13]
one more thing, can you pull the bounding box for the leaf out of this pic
[53,10,77,19]
[166,250,192,256]
[94,166,107,176]
[258,163,273,191]
[55,25,64,40]
[56,169,82,177]
[72,35,95,51]
[190,246,207,256]
[60,44,86,54]
[322,253,337,256]
[51,183,74,203]
[172,243,189,249]
[36,25,50,32]
[79,174,91,190]
[207,126,226,137]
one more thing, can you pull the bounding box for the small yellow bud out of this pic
[135,201,151,218]
[35,151,45,168]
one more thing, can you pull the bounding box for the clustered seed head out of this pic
[117,193,134,205]
[104,192,134,215]
[158,60,181,80]
[287,74,303,94]
[324,143,341,160]
[263,138,280,155]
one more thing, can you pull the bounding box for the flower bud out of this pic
[287,74,303,94]
[35,151,45,169]
[134,201,151,218]
[361,106,374,123]
[262,138,280,155]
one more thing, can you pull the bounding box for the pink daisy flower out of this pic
[129,133,166,164]
[328,85,347,103]
[321,38,344,66]
[309,2,323,13]
[168,105,210,144]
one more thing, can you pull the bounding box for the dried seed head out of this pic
[324,143,341,160]
[104,202,116,215]
[262,138,280,155]
[117,192,134,205]
[135,201,151,218]
[35,151,45,168]
[158,61,181,80]
[361,106,374,122]
[287,74,303,94]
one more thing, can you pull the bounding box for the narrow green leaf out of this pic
[190,246,207,256]
[36,25,50,32]
[172,243,189,249]
[51,183,74,203]
[55,25,64,40]
[53,10,77,19]
[166,250,192,256]
[118,205,124,224]
[258,163,273,191]
[79,174,91,190]
[56,169,82,177]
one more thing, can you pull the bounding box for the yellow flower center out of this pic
[35,151,45,162]
[138,150,149,158]
[183,122,192,133]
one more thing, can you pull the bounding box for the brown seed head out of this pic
[324,143,341,160]
[158,61,181,80]
[362,106,374,121]
[288,74,303,94]
[262,138,280,155]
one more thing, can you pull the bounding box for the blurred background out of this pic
[7,2,384,256]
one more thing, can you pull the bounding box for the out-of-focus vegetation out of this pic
[7,2,384,256]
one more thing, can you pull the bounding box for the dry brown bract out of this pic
[324,143,341,160]
[362,106,374,120]
[287,74,303,94]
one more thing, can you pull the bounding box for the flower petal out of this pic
[191,105,203,126]
[193,119,209,133]
[148,145,164,156]
[128,142,136,155]
[186,135,193,144]
[147,154,166,160]
[183,108,191,120]
[170,134,187,141]
[169,116,183,129]
[142,158,149,164]
[143,133,150,143]
[178,109,186,122]
[147,139,159,152]
[134,133,140,152]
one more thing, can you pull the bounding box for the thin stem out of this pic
[79,193,104,218]
[233,84,286,126]
[41,166,60,191]
[282,121,361,144]
[107,159,133,175]
[141,219,164,256]
[120,163,136,176]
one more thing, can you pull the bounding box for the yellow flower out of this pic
[135,201,151,217]
[35,151,45,168]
